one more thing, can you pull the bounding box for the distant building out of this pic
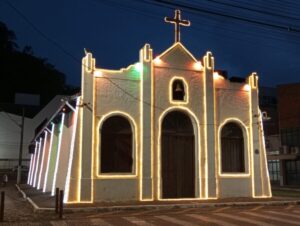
[265,83,300,186]
[0,95,66,169]
[277,84,300,186]
[0,112,31,169]
[259,87,280,185]
[259,87,279,137]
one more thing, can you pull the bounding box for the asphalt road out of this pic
[58,204,300,226]
[1,181,300,225]
[4,200,300,225]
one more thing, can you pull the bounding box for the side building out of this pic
[265,84,300,186]
[259,87,280,185]
[0,95,67,171]
[277,84,300,186]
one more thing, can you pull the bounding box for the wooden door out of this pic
[161,111,195,198]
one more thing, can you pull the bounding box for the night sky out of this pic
[1,0,300,87]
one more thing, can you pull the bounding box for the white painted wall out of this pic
[0,95,65,170]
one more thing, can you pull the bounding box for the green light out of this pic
[134,63,143,72]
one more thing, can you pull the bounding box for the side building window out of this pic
[221,122,245,173]
[100,115,133,173]
[172,79,185,101]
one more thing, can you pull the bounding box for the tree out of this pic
[0,21,18,52]
[0,21,78,115]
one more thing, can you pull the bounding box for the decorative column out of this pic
[139,44,154,200]
[248,73,264,197]
[79,52,95,202]
[203,52,217,198]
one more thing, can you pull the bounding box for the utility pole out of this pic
[17,107,25,184]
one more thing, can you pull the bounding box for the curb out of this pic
[63,200,300,213]
[15,184,27,199]
[15,185,300,214]
[15,184,53,213]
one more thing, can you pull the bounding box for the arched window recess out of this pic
[100,115,134,174]
[221,122,245,173]
[170,77,188,104]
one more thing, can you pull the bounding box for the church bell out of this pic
[175,83,183,92]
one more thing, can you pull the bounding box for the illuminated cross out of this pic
[164,9,191,43]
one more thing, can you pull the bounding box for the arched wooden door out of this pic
[161,111,195,198]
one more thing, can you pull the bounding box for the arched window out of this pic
[172,79,185,101]
[221,122,245,173]
[100,116,133,173]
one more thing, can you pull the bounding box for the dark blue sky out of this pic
[1,0,300,87]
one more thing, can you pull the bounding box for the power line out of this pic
[129,0,300,47]
[146,0,300,33]
[3,1,80,64]
[3,1,171,112]
[205,0,300,21]
[4,0,299,120]
[127,0,300,48]
[266,0,300,10]
[105,0,300,48]
[229,0,300,17]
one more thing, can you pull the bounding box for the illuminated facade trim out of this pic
[28,141,38,185]
[169,76,189,104]
[158,42,197,63]
[258,110,272,198]
[96,111,138,178]
[139,53,144,201]
[217,118,251,178]
[249,80,255,198]
[51,113,65,196]
[203,64,208,199]
[157,106,201,200]
[77,99,83,201]
[64,98,80,203]
[37,131,48,189]
[43,123,55,192]
[33,138,42,187]
[27,154,34,185]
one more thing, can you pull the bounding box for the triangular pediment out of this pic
[158,42,197,68]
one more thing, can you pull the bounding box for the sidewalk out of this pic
[272,185,300,192]
[17,184,300,213]
[0,181,58,223]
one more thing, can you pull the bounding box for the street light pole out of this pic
[17,107,25,184]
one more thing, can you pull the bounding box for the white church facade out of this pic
[27,10,271,203]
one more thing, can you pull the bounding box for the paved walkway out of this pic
[19,184,300,211]
[0,181,58,224]
[3,204,300,225]
[2,181,300,225]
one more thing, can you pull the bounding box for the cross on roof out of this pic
[164,9,191,43]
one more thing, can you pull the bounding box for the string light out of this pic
[43,123,55,192]
[154,57,162,65]
[244,84,251,91]
[134,62,143,72]
[213,72,224,80]
[194,61,203,70]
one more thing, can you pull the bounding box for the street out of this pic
[1,179,300,226]
[3,188,300,226]
[57,205,300,226]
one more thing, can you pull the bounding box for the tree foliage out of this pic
[0,21,77,108]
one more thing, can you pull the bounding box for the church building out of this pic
[27,10,271,203]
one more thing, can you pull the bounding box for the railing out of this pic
[0,159,30,170]
[280,146,300,155]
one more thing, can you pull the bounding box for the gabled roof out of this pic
[157,42,198,67]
